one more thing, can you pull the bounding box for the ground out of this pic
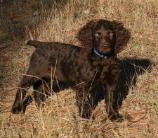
[0,0,158,137]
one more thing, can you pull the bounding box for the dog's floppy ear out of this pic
[112,21,131,53]
[77,20,97,48]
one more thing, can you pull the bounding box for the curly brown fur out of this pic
[12,19,130,121]
[77,19,131,53]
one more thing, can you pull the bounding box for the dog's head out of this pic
[77,19,131,55]
[91,19,116,55]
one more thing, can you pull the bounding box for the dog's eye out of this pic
[95,32,101,38]
[108,31,113,40]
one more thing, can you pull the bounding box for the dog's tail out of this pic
[27,40,43,48]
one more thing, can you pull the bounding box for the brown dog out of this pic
[12,19,131,121]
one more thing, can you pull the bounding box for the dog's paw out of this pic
[109,114,124,122]
[80,110,94,119]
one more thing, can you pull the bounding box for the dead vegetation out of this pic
[0,0,158,137]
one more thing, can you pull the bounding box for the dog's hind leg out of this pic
[11,73,40,114]
[20,79,47,113]
[33,78,51,108]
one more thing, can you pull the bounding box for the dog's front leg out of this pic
[76,85,93,119]
[104,82,123,121]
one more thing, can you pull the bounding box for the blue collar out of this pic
[92,48,113,59]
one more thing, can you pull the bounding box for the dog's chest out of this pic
[100,61,120,85]
[77,61,98,81]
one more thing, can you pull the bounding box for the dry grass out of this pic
[0,0,158,137]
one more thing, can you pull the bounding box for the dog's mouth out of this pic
[98,45,112,53]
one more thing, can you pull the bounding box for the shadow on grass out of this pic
[117,58,152,106]
[91,58,153,114]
